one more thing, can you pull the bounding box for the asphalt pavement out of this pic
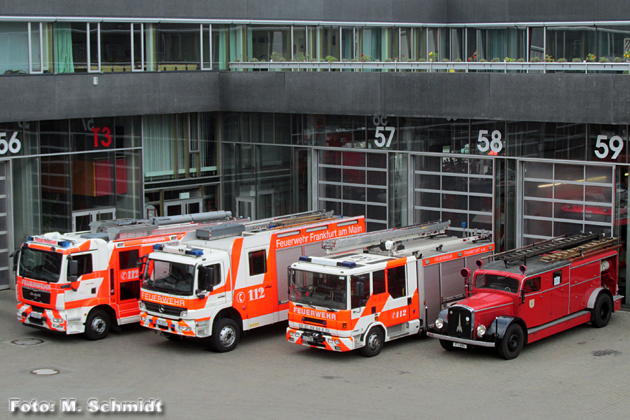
[0,289,629,420]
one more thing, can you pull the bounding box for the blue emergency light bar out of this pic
[299,255,356,268]
[153,244,163,251]
[185,249,204,256]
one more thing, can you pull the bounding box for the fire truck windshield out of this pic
[289,269,347,310]
[18,247,63,283]
[474,273,520,294]
[143,259,195,296]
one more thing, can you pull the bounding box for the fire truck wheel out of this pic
[592,293,613,328]
[359,327,384,357]
[439,339,455,351]
[497,323,524,360]
[84,309,111,340]
[210,318,240,352]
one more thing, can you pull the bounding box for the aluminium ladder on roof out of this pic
[244,210,335,231]
[494,232,603,266]
[322,220,451,254]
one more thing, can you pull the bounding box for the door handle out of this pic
[265,285,272,289]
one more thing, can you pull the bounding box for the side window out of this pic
[119,249,140,270]
[70,254,93,277]
[120,280,140,301]
[387,265,406,299]
[201,264,222,290]
[523,277,541,293]
[351,274,370,309]
[553,270,562,286]
[372,270,386,295]
[249,250,267,276]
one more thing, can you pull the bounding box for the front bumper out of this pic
[140,312,199,337]
[427,331,496,348]
[17,303,68,333]
[286,327,354,352]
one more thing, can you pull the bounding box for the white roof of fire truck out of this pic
[25,211,235,249]
[291,220,493,274]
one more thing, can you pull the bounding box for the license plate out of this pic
[453,342,467,349]
[30,312,42,319]
[156,319,168,328]
[301,336,312,343]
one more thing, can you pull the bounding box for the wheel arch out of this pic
[213,307,243,332]
[587,287,613,310]
[361,322,387,342]
[491,315,528,345]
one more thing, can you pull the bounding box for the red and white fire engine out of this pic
[138,211,365,352]
[428,233,623,359]
[286,221,494,356]
[15,211,235,340]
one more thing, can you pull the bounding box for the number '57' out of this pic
[374,126,395,148]
[594,135,623,160]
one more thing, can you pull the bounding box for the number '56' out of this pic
[594,135,623,160]
[0,132,21,154]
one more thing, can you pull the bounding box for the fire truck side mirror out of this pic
[10,248,21,272]
[137,256,148,280]
[355,281,365,298]
[68,259,78,281]
[520,289,525,304]
[197,266,214,298]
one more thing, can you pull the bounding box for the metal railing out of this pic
[229,61,630,74]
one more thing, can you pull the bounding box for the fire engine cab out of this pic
[14,211,234,340]
[286,221,494,356]
[428,233,623,359]
[138,211,365,352]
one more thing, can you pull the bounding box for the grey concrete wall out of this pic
[2,71,630,125]
[0,0,445,23]
[0,72,221,122]
[1,0,627,23]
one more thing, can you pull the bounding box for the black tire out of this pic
[84,309,111,340]
[163,332,184,341]
[497,323,524,360]
[210,318,240,353]
[359,327,384,357]
[592,293,613,328]
[439,339,455,351]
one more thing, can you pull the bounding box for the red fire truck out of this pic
[138,211,365,352]
[286,221,493,356]
[428,233,622,359]
[14,211,235,340]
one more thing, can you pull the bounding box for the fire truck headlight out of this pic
[179,310,188,318]
[477,324,487,338]
[53,318,64,323]
[435,318,444,330]
[178,326,192,332]
[138,301,146,311]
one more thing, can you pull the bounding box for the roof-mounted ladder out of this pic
[322,220,450,254]
[539,236,618,263]
[245,210,335,231]
[493,232,605,266]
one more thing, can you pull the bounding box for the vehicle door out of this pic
[113,248,141,321]
[245,247,275,327]
[519,274,551,328]
[550,268,570,318]
[384,260,411,327]
[350,274,370,332]
[64,252,100,306]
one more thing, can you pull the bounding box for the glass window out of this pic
[249,250,267,276]
[0,22,28,75]
[387,265,406,299]
[546,26,596,62]
[598,26,630,62]
[249,25,290,61]
[72,254,94,277]
[119,250,139,270]
[372,270,386,294]
[351,274,370,309]
[157,23,200,71]
[523,277,541,293]
[41,154,71,232]
[100,23,131,70]
[200,263,222,290]
[120,280,140,301]
[71,152,116,212]
[19,247,62,283]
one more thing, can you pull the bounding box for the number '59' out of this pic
[594,135,623,160]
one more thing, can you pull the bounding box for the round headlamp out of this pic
[435,318,444,330]
[477,324,487,338]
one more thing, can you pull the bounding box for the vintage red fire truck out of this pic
[428,233,622,359]
[138,211,365,352]
[15,211,235,340]
[286,221,494,356]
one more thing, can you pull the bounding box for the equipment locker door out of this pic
[114,248,141,322]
